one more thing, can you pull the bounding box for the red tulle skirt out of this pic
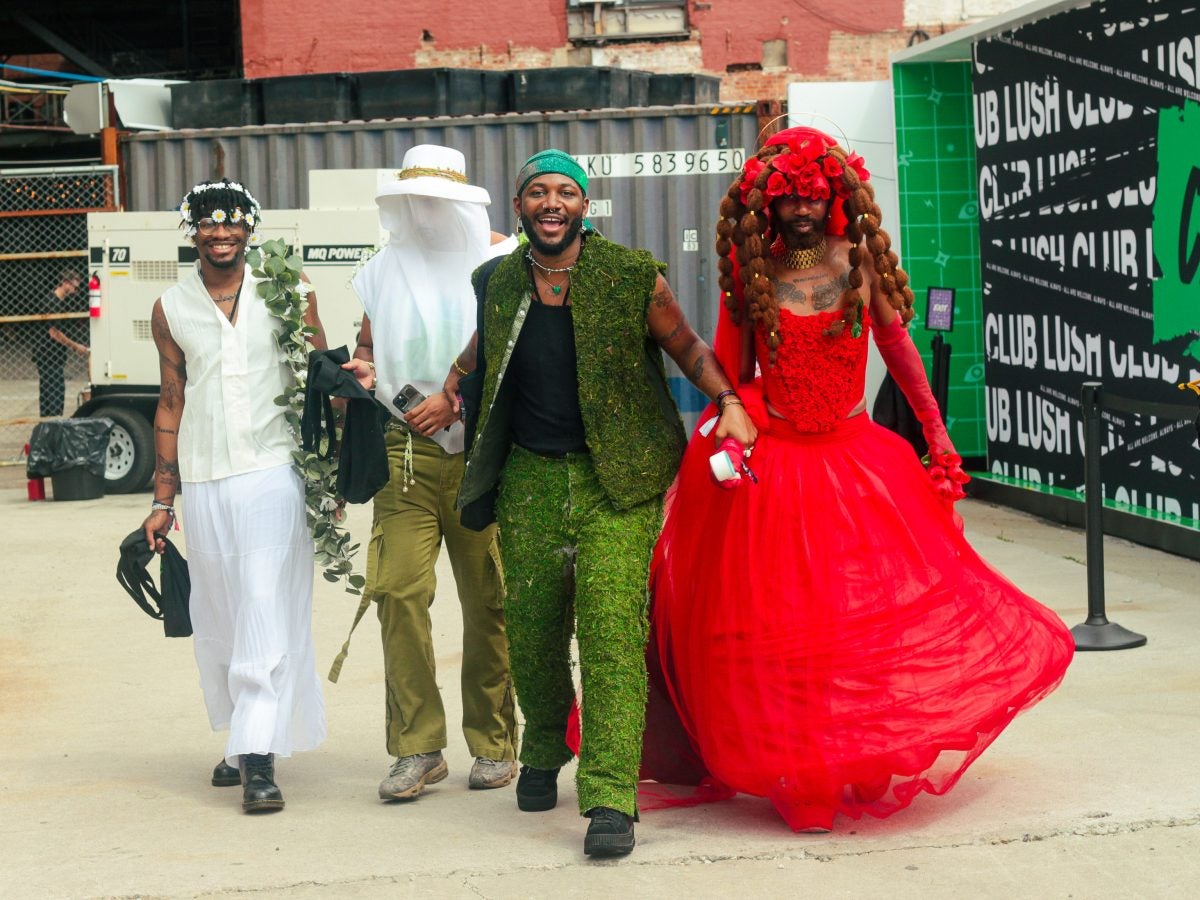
[643,412,1074,830]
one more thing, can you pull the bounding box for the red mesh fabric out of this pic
[642,327,1075,829]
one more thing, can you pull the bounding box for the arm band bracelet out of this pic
[452,356,470,377]
[715,389,739,412]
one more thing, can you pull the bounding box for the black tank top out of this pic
[509,299,588,456]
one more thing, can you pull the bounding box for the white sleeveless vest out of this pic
[160,263,296,482]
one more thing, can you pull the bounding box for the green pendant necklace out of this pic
[527,250,578,295]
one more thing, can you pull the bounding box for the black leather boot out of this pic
[239,753,285,813]
[212,758,241,787]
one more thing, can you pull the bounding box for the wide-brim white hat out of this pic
[376,144,490,206]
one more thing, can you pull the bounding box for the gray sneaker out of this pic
[378,751,448,801]
[468,757,517,790]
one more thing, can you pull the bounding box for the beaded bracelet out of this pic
[715,389,740,413]
[151,500,175,515]
[452,356,470,377]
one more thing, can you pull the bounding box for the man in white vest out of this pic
[141,179,329,813]
[341,145,519,802]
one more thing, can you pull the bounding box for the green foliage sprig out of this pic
[248,238,364,595]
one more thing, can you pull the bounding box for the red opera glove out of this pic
[874,317,969,506]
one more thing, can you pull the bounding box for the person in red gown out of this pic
[644,126,1075,832]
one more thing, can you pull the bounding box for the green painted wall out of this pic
[893,61,985,457]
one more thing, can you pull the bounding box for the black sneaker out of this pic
[515,765,559,811]
[584,806,635,857]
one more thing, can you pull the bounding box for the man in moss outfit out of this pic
[443,149,757,857]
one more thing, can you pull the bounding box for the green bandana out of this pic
[515,149,588,196]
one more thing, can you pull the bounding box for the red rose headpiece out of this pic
[737,126,871,237]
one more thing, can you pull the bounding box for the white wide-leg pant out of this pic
[182,464,326,764]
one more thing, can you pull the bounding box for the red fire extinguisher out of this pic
[88,271,102,318]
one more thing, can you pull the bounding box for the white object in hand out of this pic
[708,448,741,483]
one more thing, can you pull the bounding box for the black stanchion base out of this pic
[1071,619,1148,651]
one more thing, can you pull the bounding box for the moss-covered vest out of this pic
[457,235,686,513]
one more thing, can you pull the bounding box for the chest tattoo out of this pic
[776,272,851,310]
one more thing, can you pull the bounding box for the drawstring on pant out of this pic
[401,432,415,492]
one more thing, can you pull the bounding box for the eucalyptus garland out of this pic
[248,238,364,595]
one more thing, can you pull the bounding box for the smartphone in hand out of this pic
[393,383,426,414]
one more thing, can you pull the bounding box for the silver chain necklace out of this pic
[526,250,579,274]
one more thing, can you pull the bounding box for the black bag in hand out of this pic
[303,346,390,504]
[116,529,192,638]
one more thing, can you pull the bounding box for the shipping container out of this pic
[259,73,356,125]
[122,105,763,428]
[356,69,510,119]
[648,73,721,106]
[510,67,651,113]
[170,80,263,129]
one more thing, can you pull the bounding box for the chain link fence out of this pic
[0,166,118,466]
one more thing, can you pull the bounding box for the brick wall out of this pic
[825,30,912,82]
[241,0,1012,101]
[905,0,1023,25]
[239,0,567,77]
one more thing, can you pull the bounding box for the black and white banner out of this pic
[974,0,1200,524]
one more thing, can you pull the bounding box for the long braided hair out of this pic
[716,127,914,363]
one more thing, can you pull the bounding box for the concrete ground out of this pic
[1,483,1197,899]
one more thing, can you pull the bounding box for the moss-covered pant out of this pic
[368,428,516,760]
[496,445,662,817]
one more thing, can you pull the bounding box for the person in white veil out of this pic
[343,145,519,802]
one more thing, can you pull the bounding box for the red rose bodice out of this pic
[756,308,871,432]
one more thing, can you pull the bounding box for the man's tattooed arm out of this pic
[155,453,181,500]
[150,299,186,504]
[645,273,742,404]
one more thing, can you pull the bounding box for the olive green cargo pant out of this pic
[368,428,516,760]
